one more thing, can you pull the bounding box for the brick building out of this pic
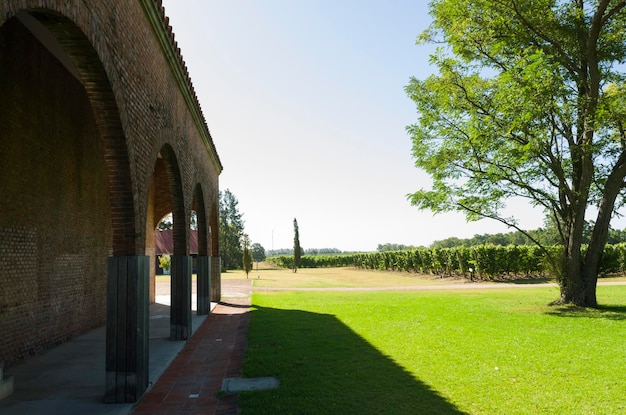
[0,0,222,402]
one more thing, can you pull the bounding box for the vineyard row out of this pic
[266,243,626,279]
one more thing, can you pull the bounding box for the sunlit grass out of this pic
[240,284,626,415]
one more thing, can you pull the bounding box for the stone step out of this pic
[221,377,279,393]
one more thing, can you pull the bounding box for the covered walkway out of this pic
[0,280,251,415]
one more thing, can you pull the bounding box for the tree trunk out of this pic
[581,266,598,308]
[558,197,587,306]
[582,156,626,308]
[559,241,585,306]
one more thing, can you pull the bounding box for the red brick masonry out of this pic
[132,283,251,415]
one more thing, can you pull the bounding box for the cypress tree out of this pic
[242,234,252,278]
[293,218,301,273]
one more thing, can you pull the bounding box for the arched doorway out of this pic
[148,145,192,341]
[192,184,212,314]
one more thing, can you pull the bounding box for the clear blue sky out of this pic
[162,1,545,252]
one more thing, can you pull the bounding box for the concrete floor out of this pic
[0,299,212,415]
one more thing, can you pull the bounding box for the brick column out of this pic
[210,256,221,303]
[196,256,210,315]
[170,255,192,340]
[105,256,149,403]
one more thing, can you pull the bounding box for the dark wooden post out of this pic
[170,255,192,340]
[197,256,210,315]
[210,256,221,303]
[105,256,149,403]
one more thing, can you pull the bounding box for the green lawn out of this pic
[239,284,626,415]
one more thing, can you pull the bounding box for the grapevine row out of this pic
[267,243,626,279]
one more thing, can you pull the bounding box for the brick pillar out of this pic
[196,256,210,315]
[210,256,221,303]
[170,255,192,340]
[105,256,149,403]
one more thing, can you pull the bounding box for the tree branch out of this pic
[601,0,626,25]
[505,0,580,77]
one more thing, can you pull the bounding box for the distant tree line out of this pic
[429,222,626,249]
[219,189,266,270]
[267,247,342,257]
[267,254,357,269]
[153,189,266,271]
[377,243,419,252]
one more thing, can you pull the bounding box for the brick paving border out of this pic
[132,280,252,415]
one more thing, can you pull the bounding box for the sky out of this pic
[161,0,546,252]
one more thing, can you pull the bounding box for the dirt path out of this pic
[155,277,626,295]
[252,280,626,292]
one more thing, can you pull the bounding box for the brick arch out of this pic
[209,201,220,257]
[209,199,221,302]
[154,144,187,256]
[192,184,208,256]
[2,8,138,256]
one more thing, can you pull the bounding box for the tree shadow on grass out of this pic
[239,305,468,415]
[544,304,626,321]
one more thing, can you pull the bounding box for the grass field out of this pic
[235,268,626,415]
[222,265,516,288]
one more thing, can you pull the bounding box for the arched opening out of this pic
[209,201,221,301]
[152,196,211,314]
[0,12,112,365]
[192,184,212,314]
[0,9,141,403]
[147,145,192,341]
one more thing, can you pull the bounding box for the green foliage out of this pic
[157,211,197,231]
[267,254,358,270]
[157,214,173,231]
[251,243,266,263]
[293,218,301,273]
[158,254,171,272]
[406,0,626,306]
[268,244,626,280]
[431,222,626,249]
[598,243,626,275]
[219,189,245,270]
[377,243,418,252]
[242,234,253,278]
[268,248,342,256]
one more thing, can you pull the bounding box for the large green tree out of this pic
[406,0,626,307]
[219,189,245,270]
[251,243,266,265]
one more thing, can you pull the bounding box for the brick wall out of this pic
[0,0,222,366]
[0,18,111,364]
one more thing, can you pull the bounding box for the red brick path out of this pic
[132,281,251,415]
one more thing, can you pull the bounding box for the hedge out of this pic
[266,243,626,279]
